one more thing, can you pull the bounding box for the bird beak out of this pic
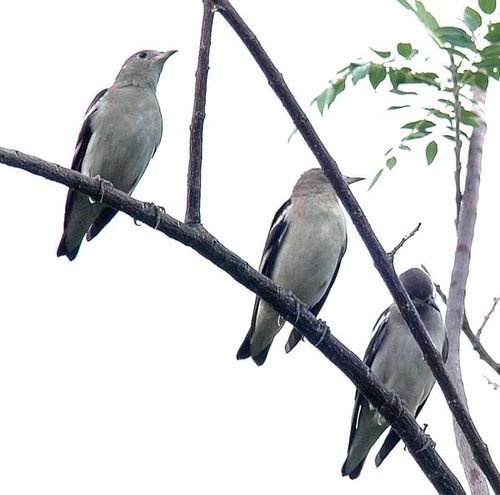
[427,298,440,311]
[154,50,178,63]
[344,175,365,185]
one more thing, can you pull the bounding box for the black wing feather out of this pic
[61,89,107,231]
[347,308,390,449]
[237,199,291,362]
[375,308,448,467]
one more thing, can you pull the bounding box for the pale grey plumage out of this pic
[342,268,448,479]
[57,49,176,260]
[237,168,363,366]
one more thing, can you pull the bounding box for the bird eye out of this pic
[137,52,148,60]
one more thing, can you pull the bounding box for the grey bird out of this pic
[237,168,363,366]
[341,268,448,479]
[57,49,177,261]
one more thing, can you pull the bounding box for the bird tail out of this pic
[341,456,367,480]
[375,429,401,467]
[236,329,271,366]
[57,233,82,261]
[57,191,96,261]
[285,327,303,353]
[236,331,252,360]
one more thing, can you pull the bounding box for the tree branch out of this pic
[427,271,500,377]
[463,314,500,375]
[445,85,491,494]
[450,54,463,229]
[207,0,500,491]
[477,297,499,339]
[185,0,215,224]
[388,222,422,259]
[0,145,464,495]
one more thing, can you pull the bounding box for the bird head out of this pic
[399,268,438,309]
[115,49,177,90]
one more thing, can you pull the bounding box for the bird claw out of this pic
[293,300,301,324]
[315,320,330,347]
[92,175,114,203]
[415,433,436,454]
[143,202,165,229]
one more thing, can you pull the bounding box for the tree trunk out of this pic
[445,86,490,494]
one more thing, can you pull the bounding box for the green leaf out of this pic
[388,104,411,110]
[391,88,418,95]
[369,169,384,189]
[481,43,500,57]
[426,141,438,164]
[436,26,476,50]
[415,1,440,33]
[403,130,432,141]
[475,72,489,90]
[425,107,453,121]
[314,86,333,115]
[351,64,370,84]
[386,156,397,169]
[396,0,413,9]
[399,144,411,151]
[485,23,500,42]
[313,78,346,115]
[438,98,454,107]
[287,126,298,143]
[443,134,456,141]
[412,71,440,87]
[463,7,482,31]
[460,107,479,126]
[401,119,436,130]
[369,65,387,89]
[397,42,418,58]
[370,48,391,58]
[479,0,496,14]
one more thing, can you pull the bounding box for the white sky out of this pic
[1,1,500,494]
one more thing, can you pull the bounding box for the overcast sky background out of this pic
[1,1,500,494]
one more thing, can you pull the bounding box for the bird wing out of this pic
[375,305,448,467]
[347,307,390,448]
[236,199,291,362]
[61,88,108,232]
[285,237,347,353]
[71,89,108,173]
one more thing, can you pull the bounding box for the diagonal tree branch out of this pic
[428,275,500,377]
[0,145,465,495]
[477,297,499,339]
[463,314,500,375]
[185,0,215,224]
[445,86,490,495]
[207,0,500,491]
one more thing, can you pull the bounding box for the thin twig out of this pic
[426,267,500,377]
[208,2,500,492]
[185,0,215,224]
[389,222,422,259]
[483,375,500,391]
[449,54,463,229]
[463,314,500,375]
[477,297,499,339]
[0,145,465,495]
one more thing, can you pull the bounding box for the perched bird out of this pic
[57,49,177,260]
[341,268,448,479]
[237,168,363,366]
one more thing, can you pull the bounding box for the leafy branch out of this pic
[313,0,500,187]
